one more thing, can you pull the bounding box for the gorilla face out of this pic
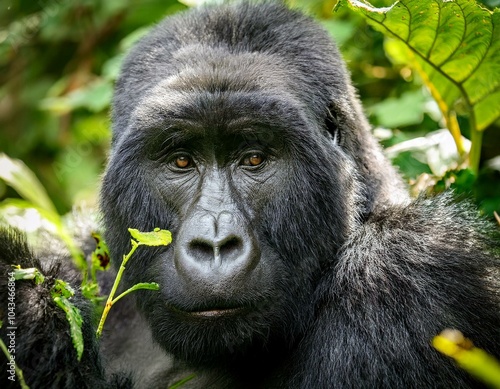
[103,78,360,360]
[101,3,370,365]
[102,60,360,363]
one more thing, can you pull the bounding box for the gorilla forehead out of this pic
[127,75,317,147]
[112,2,349,145]
[168,44,298,93]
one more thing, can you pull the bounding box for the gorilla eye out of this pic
[173,154,193,169]
[241,153,265,167]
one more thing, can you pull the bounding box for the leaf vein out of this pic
[458,14,494,88]
[426,0,442,59]
[436,0,467,69]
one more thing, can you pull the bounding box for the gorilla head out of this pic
[0,3,497,388]
[101,2,407,365]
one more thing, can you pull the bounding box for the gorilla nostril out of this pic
[186,236,244,263]
[219,236,242,256]
[188,240,214,260]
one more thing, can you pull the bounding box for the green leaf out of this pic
[12,264,83,363]
[126,282,160,291]
[52,279,75,299]
[128,228,173,246]
[338,0,500,132]
[112,282,160,304]
[0,153,57,215]
[52,295,84,361]
[321,19,357,47]
[51,279,83,362]
[338,0,500,173]
[369,89,427,128]
[40,80,113,114]
[0,198,87,271]
[12,266,45,285]
[81,282,106,304]
[91,232,111,271]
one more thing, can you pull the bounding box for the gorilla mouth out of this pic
[188,307,250,318]
[166,300,254,318]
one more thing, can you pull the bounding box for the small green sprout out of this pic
[12,265,45,284]
[96,228,172,338]
[51,279,84,361]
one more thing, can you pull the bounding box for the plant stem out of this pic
[112,282,159,305]
[469,128,483,176]
[169,374,196,389]
[96,240,140,338]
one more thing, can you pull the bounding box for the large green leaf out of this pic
[337,0,500,132]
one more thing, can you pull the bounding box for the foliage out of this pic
[336,0,500,175]
[51,279,84,361]
[0,153,86,269]
[1,0,499,217]
[95,228,171,338]
[6,227,170,375]
[0,1,499,387]
[11,264,85,361]
[0,0,186,214]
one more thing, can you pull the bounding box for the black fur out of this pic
[0,228,110,388]
[1,2,499,388]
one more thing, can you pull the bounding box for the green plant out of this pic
[336,0,500,175]
[96,228,171,337]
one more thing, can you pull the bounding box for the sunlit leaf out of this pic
[0,198,86,271]
[0,153,57,215]
[337,0,500,172]
[128,228,172,246]
[337,0,500,132]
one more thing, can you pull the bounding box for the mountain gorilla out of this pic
[1,1,500,388]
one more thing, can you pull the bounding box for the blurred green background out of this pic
[1,0,499,217]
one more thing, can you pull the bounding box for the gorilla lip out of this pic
[167,302,253,318]
[188,307,248,318]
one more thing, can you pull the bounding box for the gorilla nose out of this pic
[175,216,260,283]
[187,235,244,266]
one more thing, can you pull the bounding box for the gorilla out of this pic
[1,1,499,388]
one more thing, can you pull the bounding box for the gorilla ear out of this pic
[325,103,340,145]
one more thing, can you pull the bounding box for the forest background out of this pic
[0,0,499,222]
